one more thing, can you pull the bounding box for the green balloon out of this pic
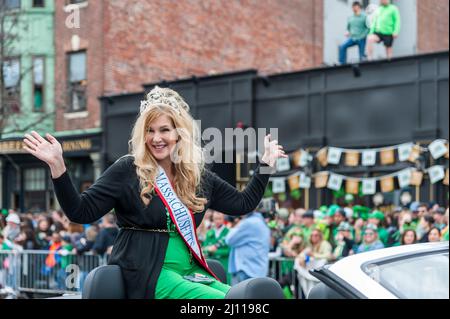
[333,187,345,199]
[290,189,302,200]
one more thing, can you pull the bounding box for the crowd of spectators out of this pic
[197,201,449,298]
[1,200,448,296]
[0,209,118,256]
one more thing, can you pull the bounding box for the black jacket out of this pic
[52,155,270,299]
[92,227,119,255]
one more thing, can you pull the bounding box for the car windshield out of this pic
[363,252,449,299]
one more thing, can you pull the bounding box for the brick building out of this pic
[55,0,324,133]
[2,0,448,212]
[417,0,449,54]
[48,0,325,205]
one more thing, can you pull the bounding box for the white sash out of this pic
[154,166,217,280]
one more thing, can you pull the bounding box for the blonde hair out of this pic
[129,86,207,213]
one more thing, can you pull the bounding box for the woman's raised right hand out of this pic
[23,131,66,178]
[23,131,62,165]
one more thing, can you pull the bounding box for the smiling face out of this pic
[428,228,441,242]
[145,114,178,164]
[403,230,416,245]
[310,230,322,245]
[363,230,377,244]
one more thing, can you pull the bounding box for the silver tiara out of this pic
[140,86,189,115]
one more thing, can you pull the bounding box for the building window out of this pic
[24,168,47,212]
[32,0,44,7]
[68,51,87,112]
[2,57,21,114]
[1,0,21,10]
[32,56,45,112]
[24,168,46,191]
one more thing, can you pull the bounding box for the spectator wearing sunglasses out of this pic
[356,224,384,253]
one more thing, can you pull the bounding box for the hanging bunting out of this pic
[292,150,302,168]
[444,169,449,186]
[327,173,343,191]
[362,150,377,166]
[276,157,291,172]
[410,170,424,186]
[380,148,395,165]
[408,145,421,163]
[299,150,310,167]
[398,168,412,189]
[327,147,342,165]
[380,176,395,193]
[272,177,286,194]
[398,143,413,162]
[315,172,329,188]
[362,179,377,195]
[428,140,448,160]
[316,148,328,167]
[345,151,360,167]
[345,180,359,195]
[299,172,312,189]
[428,166,445,184]
[288,173,300,191]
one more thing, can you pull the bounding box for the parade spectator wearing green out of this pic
[356,224,385,253]
[202,211,231,284]
[332,222,356,260]
[300,210,316,243]
[367,0,401,60]
[367,210,390,246]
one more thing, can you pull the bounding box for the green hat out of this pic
[319,205,328,213]
[327,204,340,217]
[337,221,353,232]
[368,210,385,221]
[1,209,8,216]
[353,205,371,221]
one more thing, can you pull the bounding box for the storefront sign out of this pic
[0,137,98,154]
[0,140,26,154]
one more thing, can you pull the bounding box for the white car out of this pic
[308,241,449,299]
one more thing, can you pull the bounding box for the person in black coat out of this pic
[23,86,286,299]
[92,212,118,256]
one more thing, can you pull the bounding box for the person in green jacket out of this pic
[367,0,401,60]
[367,210,390,246]
[202,211,231,284]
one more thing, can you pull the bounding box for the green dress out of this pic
[155,210,231,299]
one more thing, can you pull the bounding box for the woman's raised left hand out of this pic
[261,134,288,167]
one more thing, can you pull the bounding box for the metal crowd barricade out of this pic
[0,250,20,291]
[0,250,106,296]
[268,256,300,298]
[2,251,302,297]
